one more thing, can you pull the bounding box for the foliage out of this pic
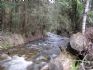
[0,1,16,9]
[0,0,93,36]
[77,0,84,15]
[71,62,79,70]
[87,11,93,26]
[0,40,12,49]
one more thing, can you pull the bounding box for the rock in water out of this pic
[48,52,75,70]
[70,32,88,52]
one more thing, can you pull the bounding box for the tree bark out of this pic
[82,0,90,34]
[0,1,3,31]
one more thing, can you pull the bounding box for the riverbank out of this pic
[0,31,44,49]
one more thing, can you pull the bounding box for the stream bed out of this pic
[0,32,69,70]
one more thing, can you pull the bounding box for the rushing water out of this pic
[0,55,33,70]
[0,32,69,70]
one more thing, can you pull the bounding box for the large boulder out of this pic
[70,32,88,52]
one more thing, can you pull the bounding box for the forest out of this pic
[0,0,93,70]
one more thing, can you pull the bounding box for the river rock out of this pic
[0,53,11,60]
[85,27,93,42]
[70,32,88,52]
[48,52,75,70]
[48,59,63,70]
[0,55,33,70]
[40,64,48,70]
[27,62,47,70]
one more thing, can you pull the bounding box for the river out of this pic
[0,32,69,70]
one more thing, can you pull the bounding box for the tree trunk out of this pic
[0,1,3,31]
[82,0,90,34]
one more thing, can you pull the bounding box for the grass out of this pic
[0,42,12,49]
[71,62,79,70]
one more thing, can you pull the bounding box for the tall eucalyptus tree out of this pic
[82,0,90,34]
